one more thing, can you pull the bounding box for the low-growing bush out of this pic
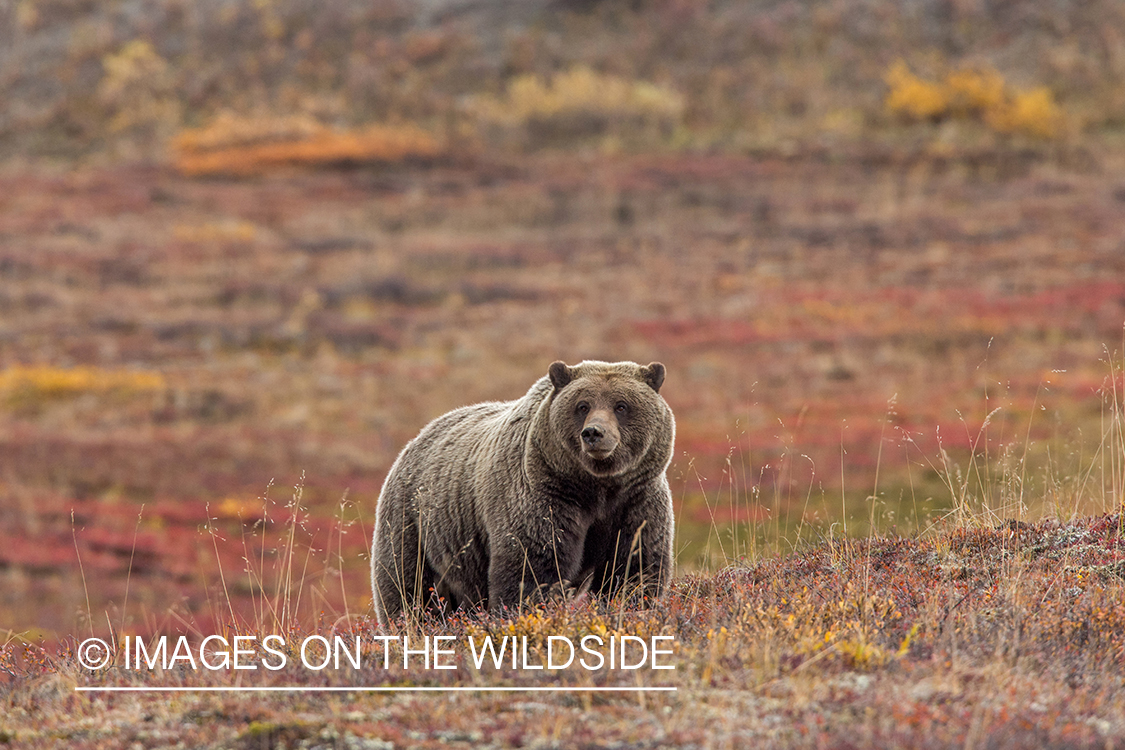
[0,366,165,406]
[471,66,685,149]
[173,220,258,244]
[885,61,1065,139]
[171,112,446,176]
[97,40,181,149]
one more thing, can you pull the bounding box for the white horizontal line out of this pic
[76,686,677,693]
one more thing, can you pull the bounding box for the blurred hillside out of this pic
[3,9,1125,747]
[3,0,1125,641]
[4,0,1125,161]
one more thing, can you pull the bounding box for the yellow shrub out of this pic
[985,87,1063,139]
[216,497,261,520]
[884,62,948,121]
[884,60,1063,139]
[98,40,180,135]
[473,66,684,130]
[171,112,445,177]
[0,365,165,405]
[834,637,891,670]
[944,68,1006,115]
[172,111,323,153]
[173,221,258,244]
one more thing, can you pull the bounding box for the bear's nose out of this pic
[581,425,604,446]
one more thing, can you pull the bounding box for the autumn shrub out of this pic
[471,66,685,149]
[985,88,1066,139]
[0,365,165,407]
[172,220,258,244]
[96,40,182,151]
[884,61,1065,139]
[171,112,446,177]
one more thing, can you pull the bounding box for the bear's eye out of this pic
[576,402,590,416]
[615,401,629,415]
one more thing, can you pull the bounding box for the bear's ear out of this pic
[548,361,572,390]
[642,362,665,393]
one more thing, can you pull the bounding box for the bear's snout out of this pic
[580,412,619,458]
[581,424,604,446]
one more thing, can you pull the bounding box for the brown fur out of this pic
[370,360,675,626]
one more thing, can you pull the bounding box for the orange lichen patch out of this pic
[171,113,445,176]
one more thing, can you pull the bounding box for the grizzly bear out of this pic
[370,360,675,626]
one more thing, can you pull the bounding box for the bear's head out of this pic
[546,360,672,479]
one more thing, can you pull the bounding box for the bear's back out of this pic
[386,377,551,501]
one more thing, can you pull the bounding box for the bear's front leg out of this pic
[372,497,438,627]
[487,520,585,614]
[601,482,674,604]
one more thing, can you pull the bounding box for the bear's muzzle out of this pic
[580,412,619,459]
